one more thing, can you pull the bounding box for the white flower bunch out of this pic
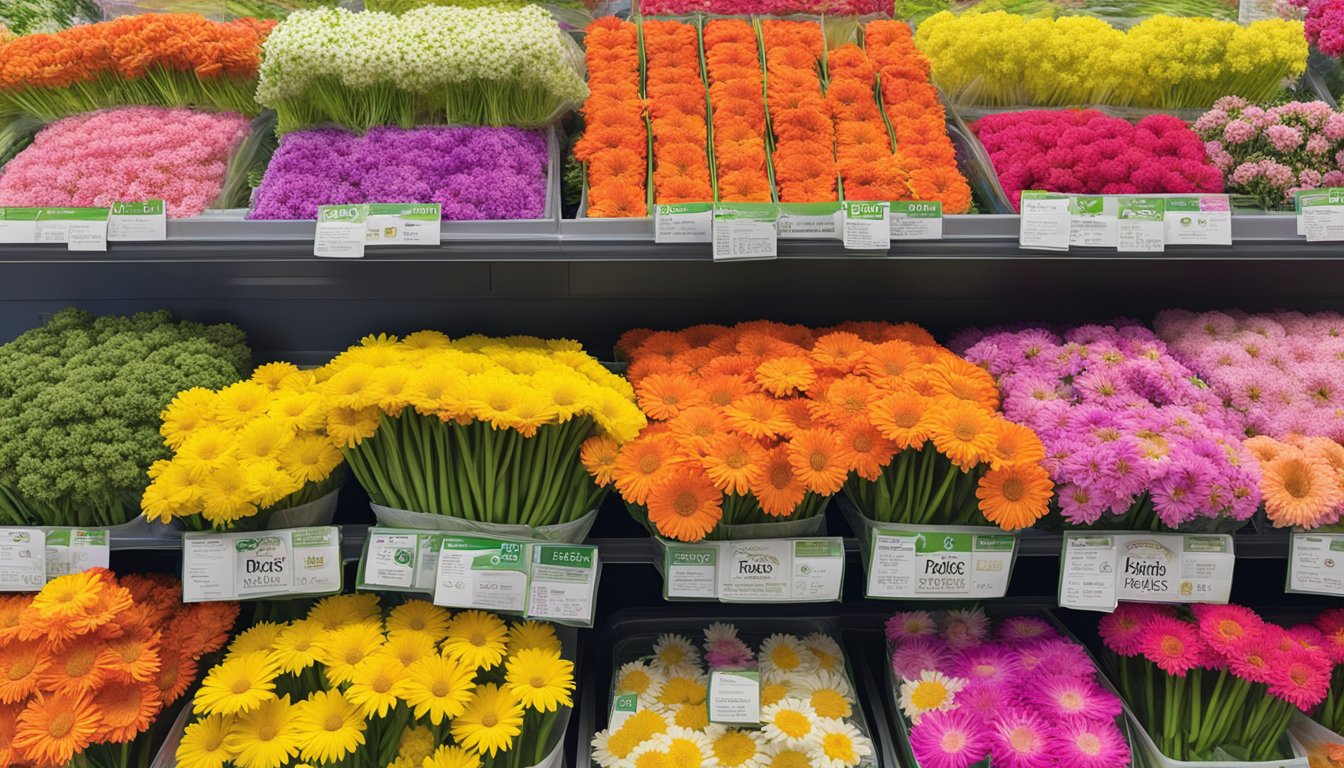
[256,4,587,131]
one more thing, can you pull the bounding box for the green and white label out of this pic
[36,207,109,251]
[182,526,342,602]
[43,528,110,580]
[365,203,441,245]
[843,201,890,250]
[708,670,761,726]
[609,693,640,731]
[866,525,1017,599]
[1018,191,1071,251]
[663,538,844,602]
[0,207,40,243]
[1059,532,1234,611]
[1164,195,1231,246]
[890,201,943,240]
[1069,195,1117,247]
[361,531,423,590]
[108,200,167,242]
[1299,188,1344,241]
[655,203,713,243]
[713,203,778,261]
[777,202,842,239]
[314,204,369,258]
[0,527,112,591]
[435,537,529,613]
[1287,531,1344,595]
[1116,197,1166,252]
[528,544,599,624]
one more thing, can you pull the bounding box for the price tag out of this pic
[865,526,1017,599]
[360,531,421,589]
[1069,196,1118,248]
[1058,532,1234,612]
[1018,191,1070,251]
[843,201,890,250]
[1286,531,1344,595]
[1116,197,1166,253]
[708,670,760,726]
[0,207,40,243]
[1164,195,1231,246]
[0,529,46,591]
[777,202,842,239]
[36,208,109,251]
[427,535,600,626]
[890,201,943,240]
[182,527,342,602]
[663,538,844,602]
[43,528,110,579]
[108,200,167,242]
[365,203,441,245]
[609,693,640,731]
[1300,188,1344,242]
[655,203,713,243]
[713,203,778,261]
[314,204,368,258]
[527,544,599,625]
[664,544,718,599]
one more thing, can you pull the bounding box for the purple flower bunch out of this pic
[887,608,1131,768]
[953,324,1261,529]
[1156,309,1344,442]
[248,125,550,221]
[1193,96,1344,210]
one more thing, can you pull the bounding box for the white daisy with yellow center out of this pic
[897,670,965,724]
[653,726,720,767]
[761,697,820,748]
[796,670,855,720]
[707,726,766,768]
[759,634,813,677]
[807,718,873,768]
[704,622,739,645]
[615,661,666,706]
[651,634,701,676]
[759,741,816,768]
[802,633,845,673]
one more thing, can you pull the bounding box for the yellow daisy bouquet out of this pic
[315,332,645,536]
[179,595,577,768]
[142,362,347,531]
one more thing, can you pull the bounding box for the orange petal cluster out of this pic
[576,17,648,218]
[705,19,774,203]
[825,43,907,201]
[0,569,237,768]
[761,20,837,203]
[864,20,972,213]
[644,20,714,204]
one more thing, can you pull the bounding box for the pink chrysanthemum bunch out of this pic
[1315,609,1344,736]
[1100,603,1334,762]
[887,608,1131,768]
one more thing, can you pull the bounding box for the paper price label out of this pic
[108,200,167,242]
[708,670,760,726]
[36,208,109,251]
[528,545,599,625]
[314,205,368,258]
[1300,188,1344,241]
[358,528,451,593]
[1287,532,1344,595]
[1116,197,1166,253]
[609,693,640,731]
[1165,195,1231,246]
[655,203,713,243]
[890,201,943,240]
[866,527,1017,599]
[0,208,40,243]
[1018,191,1071,251]
[1058,532,1234,611]
[424,533,600,627]
[0,527,111,591]
[663,538,844,603]
[365,203,441,245]
[777,202,842,239]
[44,528,110,579]
[182,527,342,602]
[843,201,890,250]
[1069,196,1118,248]
[713,203,778,261]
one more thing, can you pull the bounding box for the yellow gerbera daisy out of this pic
[228,622,284,656]
[423,744,483,768]
[442,610,509,670]
[504,647,575,713]
[222,695,302,768]
[314,621,385,684]
[270,619,325,675]
[194,652,280,716]
[386,600,451,641]
[293,689,367,765]
[401,653,475,725]
[346,653,407,719]
[383,630,438,668]
[176,713,236,768]
[307,594,382,630]
[505,620,562,654]
[450,684,524,758]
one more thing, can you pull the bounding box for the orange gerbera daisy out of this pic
[93,681,162,743]
[700,374,756,408]
[781,398,820,433]
[20,570,106,642]
[613,433,682,506]
[0,702,21,766]
[870,391,933,451]
[755,356,818,396]
[668,406,723,449]
[581,435,622,487]
[635,331,692,363]
[13,692,101,768]
[646,468,724,542]
[0,594,30,643]
[41,634,116,697]
[928,401,998,471]
[588,181,648,219]
[0,639,48,704]
[837,422,897,482]
[636,373,706,420]
[701,433,768,495]
[750,447,809,516]
[924,359,1001,410]
[988,422,1047,470]
[723,394,793,440]
[810,332,868,373]
[156,650,199,705]
[810,375,880,426]
[787,428,849,495]
[859,340,924,381]
[1262,453,1343,528]
[977,463,1053,531]
[104,630,162,684]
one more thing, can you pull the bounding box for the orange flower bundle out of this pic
[761,20,838,203]
[0,14,273,121]
[644,20,714,204]
[0,569,239,768]
[704,19,775,203]
[576,17,648,218]
[863,20,973,213]
[825,43,908,202]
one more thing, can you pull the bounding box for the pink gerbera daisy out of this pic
[1139,616,1203,677]
[1053,718,1132,768]
[887,611,937,644]
[1286,624,1325,651]
[1228,635,1277,684]
[892,636,953,682]
[941,608,990,650]
[989,708,1054,768]
[1029,677,1122,723]
[1098,603,1163,657]
[951,645,1021,688]
[956,682,1018,719]
[1313,608,1344,663]
[996,616,1057,643]
[909,708,989,768]
[1029,638,1098,679]
[1267,646,1333,711]
[1193,604,1264,656]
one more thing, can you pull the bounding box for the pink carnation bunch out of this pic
[1100,603,1335,762]
[0,106,250,218]
[1193,96,1344,209]
[1308,0,1344,57]
[1316,609,1344,735]
[890,608,1131,768]
[973,109,1223,212]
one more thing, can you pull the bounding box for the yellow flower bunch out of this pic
[179,596,576,768]
[916,11,1307,108]
[314,332,645,526]
[142,362,346,530]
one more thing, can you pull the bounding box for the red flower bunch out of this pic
[975,109,1224,211]
[575,18,648,218]
[705,19,774,203]
[645,20,714,204]
[761,20,837,203]
[864,21,972,214]
[826,43,907,201]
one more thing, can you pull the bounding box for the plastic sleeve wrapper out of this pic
[370,503,598,544]
[260,488,340,529]
[1126,706,1309,767]
[1287,713,1344,765]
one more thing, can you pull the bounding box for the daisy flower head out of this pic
[307,593,381,630]
[759,741,817,768]
[1193,603,1264,656]
[451,684,525,758]
[592,709,669,768]
[989,707,1053,768]
[1053,718,1131,768]
[909,708,989,768]
[654,725,718,766]
[995,616,1057,643]
[951,645,1020,687]
[656,671,708,707]
[940,608,990,650]
[506,619,561,654]
[293,689,367,765]
[891,636,952,681]
[1267,645,1333,710]
[193,651,280,716]
[175,712,236,768]
[442,610,509,671]
[222,694,302,768]
[1139,616,1203,677]
[704,625,754,670]
[708,727,766,768]
[761,697,820,748]
[759,634,814,676]
[704,622,740,647]
[659,700,711,731]
[898,670,965,724]
[1313,608,1344,663]
[1028,676,1122,723]
[229,622,285,655]
[886,611,937,643]
[504,646,576,712]
[628,740,673,768]
[809,718,874,768]
[615,661,666,703]
[386,600,451,640]
[796,670,855,720]
[423,745,482,768]
[651,634,701,676]
[956,681,1017,719]
[1098,603,1165,657]
[1028,638,1100,679]
[801,633,845,673]
[1228,633,1278,684]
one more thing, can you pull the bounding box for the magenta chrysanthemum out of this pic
[909,708,989,768]
[1029,677,1123,723]
[1053,718,1132,768]
[996,617,1057,643]
[886,611,938,644]
[951,645,1020,687]
[989,708,1055,768]
[892,636,953,682]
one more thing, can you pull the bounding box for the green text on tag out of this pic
[109,199,167,242]
[365,203,441,245]
[866,526,1017,599]
[182,526,342,602]
[713,203,778,261]
[1286,531,1344,596]
[708,670,761,726]
[1058,532,1234,612]
[1300,187,1344,241]
[0,527,111,591]
[655,203,713,243]
[315,204,369,258]
[1116,196,1166,252]
[890,201,943,240]
[36,207,109,251]
[663,538,843,603]
[843,201,890,250]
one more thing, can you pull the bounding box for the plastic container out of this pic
[370,503,598,544]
